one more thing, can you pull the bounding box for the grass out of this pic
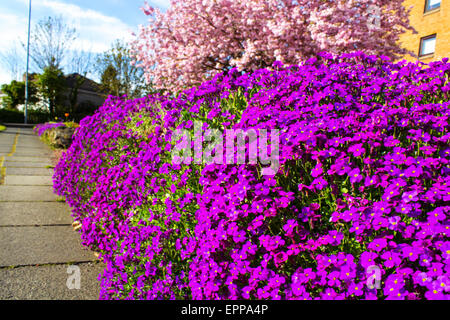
[0,125,6,132]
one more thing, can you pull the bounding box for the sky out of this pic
[0,0,171,85]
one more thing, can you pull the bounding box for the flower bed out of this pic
[34,122,66,137]
[54,52,450,300]
[34,122,79,149]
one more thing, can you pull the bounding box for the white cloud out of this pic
[0,11,29,85]
[0,73,12,86]
[33,0,135,52]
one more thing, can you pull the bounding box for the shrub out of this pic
[54,52,450,300]
[0,109,25,123]
[0,108,52,124]
[34,122,66,136]
[34,122,80,149]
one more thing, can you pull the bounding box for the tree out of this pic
[68,48,94,77]
[100,64,120,95]
[0,44,24,81]
[96,40,152,99]
[132,0,414,91]
[26,16,77,71]
[37,66,67,116]
[1,79,38,109]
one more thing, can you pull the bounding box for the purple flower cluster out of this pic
[33,122,66,136]
[53,52,450,300]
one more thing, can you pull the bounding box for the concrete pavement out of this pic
[0,126,103,300]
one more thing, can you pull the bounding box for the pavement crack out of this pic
[0,224,72,228]
[0,260,101,270]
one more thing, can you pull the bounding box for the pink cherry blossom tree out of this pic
[131,0,413,91]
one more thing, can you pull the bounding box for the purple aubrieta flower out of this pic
[402,190,418,203]
[388,216,402,230]
[283,219,298,236]
[419,254,433,267]
[401,245,420,261]
[348,282,364,297]
[349,167,363,184]
[367,238,387,252]
[348,143,365,157]
[381,251,402,268]
[360,251,378,268]
[274,252,288,266]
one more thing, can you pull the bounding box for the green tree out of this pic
[1,80,38,109]
[100,64,120,96]
[96,40,153,99]
[37,66,66,116]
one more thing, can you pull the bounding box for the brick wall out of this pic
[399,0,450,62]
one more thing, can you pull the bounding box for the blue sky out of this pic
[0,0,171,85]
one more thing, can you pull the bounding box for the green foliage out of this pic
[1,80,38,109]
[0,108,51,124]
[64,121,79,128]
[37,66,67,115]
[96,40,154,99]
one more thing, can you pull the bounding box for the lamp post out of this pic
[24,0,31,124]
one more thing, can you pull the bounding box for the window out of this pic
[424,0,441,12]
[419,34,437,56]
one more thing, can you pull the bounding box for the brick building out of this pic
[399,0,450,62]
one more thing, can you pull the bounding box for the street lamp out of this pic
[24,0,31,124]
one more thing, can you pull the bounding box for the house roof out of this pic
[65,73,103,93]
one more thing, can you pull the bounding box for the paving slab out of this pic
[0,262,103,300]
[6,167,54,176]
[0,226,96,267]
[14,143,49,148]
[17,137,42,142]
[16,140,47,146]
[0,186,58,201]
[5,156,54,162]
[0,136,15,141]
[4,161,52,168]
[4,175,53,186]
[11,152,53,157]
[0,129,19,134]
[0,202,72,225]
[14,146,50,152]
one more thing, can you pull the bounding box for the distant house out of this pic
[63,73,106,114]
[7,72,106,117]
